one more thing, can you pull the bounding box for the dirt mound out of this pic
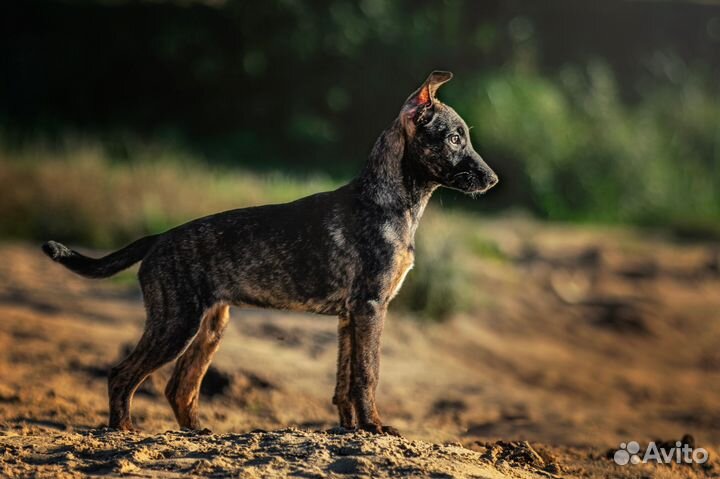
[469,440,562,476]
[0,427,540,479]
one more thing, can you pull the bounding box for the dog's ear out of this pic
[401,70,453,127]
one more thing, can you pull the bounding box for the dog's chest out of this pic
[388,246,414,300]
[379,217,416,300]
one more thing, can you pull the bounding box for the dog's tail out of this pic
[41,235,160,279]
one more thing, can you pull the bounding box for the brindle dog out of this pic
[42,71,498,435]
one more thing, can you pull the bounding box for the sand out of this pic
[1,221,719,478]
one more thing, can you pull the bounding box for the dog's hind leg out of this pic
[332,313,357,429]
[108,286,204,431]
[165,304,230,430]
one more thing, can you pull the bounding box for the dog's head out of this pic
[400,71,498,194]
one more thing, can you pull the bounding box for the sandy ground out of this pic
[1,220,719,478]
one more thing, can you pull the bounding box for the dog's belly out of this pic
[219,255,352,316]
[228,283,348,316]
[189,201,357,316]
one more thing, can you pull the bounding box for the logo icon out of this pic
[613,441,641,465]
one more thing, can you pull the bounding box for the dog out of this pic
[42,71,498,435]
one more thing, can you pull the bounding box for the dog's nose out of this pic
[487,174,499,188]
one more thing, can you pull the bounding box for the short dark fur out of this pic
[42,71,497,434]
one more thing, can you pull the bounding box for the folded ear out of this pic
[401,70,453,126]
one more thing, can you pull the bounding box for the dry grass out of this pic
[0,139,337,248]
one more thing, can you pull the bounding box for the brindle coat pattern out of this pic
[42,71,498,435]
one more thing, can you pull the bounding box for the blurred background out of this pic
[2,0,720,244]
[1,2,720,476]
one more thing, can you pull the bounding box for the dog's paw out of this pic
[110,422,137,433]
[327,426,356,435]
[358,423,401,436]
[381,425,402,437]
[358,422,383,434]
[182,426,213,435]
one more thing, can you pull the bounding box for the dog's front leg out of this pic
[332,313,357,429]
[348,298,400,436]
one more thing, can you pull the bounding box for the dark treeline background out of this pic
[2,0,720,229]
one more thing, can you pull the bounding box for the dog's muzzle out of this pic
[452,171,499,194]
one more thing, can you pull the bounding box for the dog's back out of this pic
[139,183,361,315]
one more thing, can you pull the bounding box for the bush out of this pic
[459,64,720,231]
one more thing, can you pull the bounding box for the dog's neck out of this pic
[358,119,438,228]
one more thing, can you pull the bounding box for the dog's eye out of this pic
[448,134,461,145]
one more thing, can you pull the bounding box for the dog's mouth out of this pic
[450,171,499,195]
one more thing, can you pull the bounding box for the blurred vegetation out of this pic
[465,65,720,232]
[393,211,508,321]
[393,232,470,322]
[2,0,719,234]
[0,139,337,247]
